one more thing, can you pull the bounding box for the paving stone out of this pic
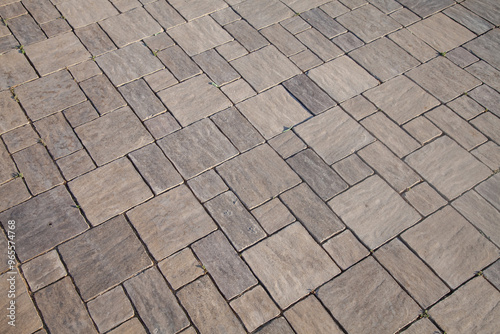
[74,23,116,57]
[403,206,499,289]
[16,70,86,121]
[193,230,257,298]
[119,79,165,120]
[243,222,340,308]
[87,286,134,333]
[224,20,268,52]
[318,257,420,334]
[476,174,500,211]
[302,8,346,39]
[471,112,500,144]
[281,0,329,12]
[462,0,500,26]
[309,56,378,103]
[472,141,500,170]
[296,28,343,62]
[108,318,146,334]
[187,169,228,202]
[24,0,60,24]
[268,130,306,159]
[111,0,141,12]
[0,178,31,212]
[332,154,373,185]
[56,149,95,181]
[0,2,26,19]
[0,22,8,38]
[69,158,153,225]
[69,60,102,83]
[339,0,367,9]
[13,144,64,195]
[36,277,96,333]
[322,230,368,270]
[21,250,65,292]
[340,94,377,121]
[127,185,217,260]
[144,112,180,139]
[337,4,401,43]
[158,74,230,126]
[406,136,491,200]
[320,1,349,18]
[283,74,336,115]
[403,182,447,216]
[59,215,152,300]
[220,78,256,103]
[0,50,38,91]
[332,32,364,53]
[236,85,309,139]
[447,94,486,120]
[280,16,310,34]
[230,286,279,332]
[289,49,323,71]
[466,61,500,92]
[285,295,342,334]
[158,119,237,179]
[216,40,248,61]
[329,175,420,249]
[211,107,264,152]
[233,0,293,30]
[400,319,441,334]
[144,32,175,52]
[144,0,185,30]
[7,14,46,45]
[0,140,15,185]
[210,7,240,25]
[217,144,301,209]
[169,0,227,21]
[465,29,500,70]
[431,277,500,333]
[469,85,500,118]
[389,8,420,26]
[447,47,479,68]
[369,0,402,13]
[287,149,348,200]
[63,101,99,128]
[97,42,164,86]
[251,198,295,235]
[56,0,117,28]
[0,35,17,54]
[158,248,204,290]
[125,267,189,334]
[398,0,454,18]
[0,90,27,135]
[178,276,245,334]
[296,106,375,164]
[403,116,442,145]
[485,260,500,290]
[388,28,436,63]
[80,75,126,115]
[407,57,481,103]
[76,107,153,166]
[231,45,301,93]
[34,112,82,160]
[192,49,239,86]
[144,68,178,92]
[375,238,449,308]
[129,143,182,195]
[0,185,87,261]
[255,317,294,334]
[260,24,304,57]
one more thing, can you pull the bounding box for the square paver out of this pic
[230,286,280,332]
[158,118,238,179]
[308,56,379,103]
[187,169,228,203]
[236,85,310,139]
[336,4,401,43]
[389,28,436,63]
[403,116,442,145]
[87,286,134,333]
[56,0,118,28]
[268,130,306,159]
[296,28,343,62]
[0,178,31,213]
[217,144,301,209]
[332,153,374,185]
[476,174,500,211]
[444,4,494,35]
[363,75,440,124]
[251,198,295,235]
[0,90,28,135]
[301,7,347,39]
[0,50,37,91]
[233,0,294,30]
[405,136,491,199]
[80,75,126,115]
[127,185,217,261]
[462,0,500,26]
[158,74,231,126]
[329,175,420,249]
[74,23,116,57]
[7,14,46,45]
[283,74,336,115]
[75,107,153,166]
[317,257,420,334]
[144,0,185,30]
[158,248,204,290]
[192,49,240,86]
[350,37,419,82]
[243,222,340,308]
[466,29,500,69]
[62,101,99,128]
[285,296,343,333]
[59,215,152,301]
[21,250,66,292]
[323,230,369,270]
[118,79,166,121]
[231,45,301,93]
[402,206,499,289]
[260,24,306,57]
[168,16,232,56]
[403,182,447,217]
[34,112,83,159]
[224,20,268,53]
[295,107,375,164]
[69,158,153,226]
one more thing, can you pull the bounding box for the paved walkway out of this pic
[1,0,500,333]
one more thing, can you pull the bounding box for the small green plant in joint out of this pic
[16,45,25,55]
[12,172,23,179]
[1,18,7,27]
[91,55,96,61]
[152,49,159,57]
[209,82,220,88]
[9,87,19,102]
[439,51,447,57]
[476,270,483,276]
[37,138,47,146]
[419,310,429,319]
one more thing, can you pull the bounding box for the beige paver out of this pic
[87,286,134,333]
[284,295,343,334]
[22,250,66,292]
[230,286,280,332]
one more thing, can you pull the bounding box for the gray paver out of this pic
[210,7,240,25]
[332,32,364,53]
[446,94,486,120]
[233,0,293,30]
[251,198,295,235]
[157,45,201,81]
[369,0,402,13]
[485,260,500,290]
[80,75,126,115]
[224,20,268,52]
[398,0,454,18]
[144,0,185,30]
[471,112,500,144]
[0,90,28,135]
[187,169,228,203]
[317,257,420,334]
[144,112,180,139]
[158,248,204,290]
[301,8,346,38]
[0,141,15,184]
[216,40,249,61]
[0,50,38,91]
[87,286,134,333]
[127,185,217,260]
[255,318,294,334]
[283,74,336,115]
[144,69,178,92]
[402,206,499,289]
[296,28,343,62]
[243,222,340,308]
[388,28,437,63]
[400,319,441,334]
[0,2,26,19]
[69,158,153,226]
[69,61,102,83]
[158,118,238,179]
[447,47,479,68]
[23,0,60,24]
[403,182,447,216]
[476,174,500,211]
[111,0,142,12]
[0,178,31,213]
[466,61,500,92]
[236,85,310,139]
[283,0,330,13]
[108,319,146,334]
[204,192,266,251]
[332,154,374,185]
[464,29,500,70]
[389,8,420,26]
[63,101,99,128]
[34,112,83,159]
[462,0,500,26]
[322,230,369,270]
[56,149,96,181]
[118,79,166,120]
[230,286,280,332]
[340,95,377,121]
[220,79,256,103]
[405,136,491,200]
[169,0,227,21]
[260,24,305,57]
[285,296,343,334]
[178,276,245,334]
[21,250,66,292]
[472,141,500,170]
[0,35,17,54]
[329,175,420,249]
[75,23,116,56]
[469,84,500,118]
[192,49,240,86]
[143,32,175,52]
[280,16,311,34]
[75,106,153,166]
[403,116,442,145]
[320,1,349,18]
[268,131,306,159]
[56,0,118,28]
[8,14,46,45]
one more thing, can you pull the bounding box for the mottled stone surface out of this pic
[220,79,256,104]
[75,23,116,56]
[403,116,442,145]
[224,20,268,52]
[284,296,343,334]
[169,0,227,21]
[22,250,66,292]
[80,75,126,115]
[296,28,343,62]
[268,131,306,159]
[1,123,39,154]
[332,154,373,185]
[403,182,447,216]
[485,260,500,290]
[471,112,500,144]
[193,49,239,86]
[63,101,99,128]
[34,113,83,159]
[322,230,369,270]
[187,169,228,203]
[0,90,28,135]
[400,319,441,334]
[157,46,202,81]
[108,319,146,334]
[472,141,500,170]
[446,94,486,120]
[255,317,294,334]
[233,0,293,30]
[144,0,185,30]
[260,24,305,57]
[87,286,134,333]
[475,174,500,211]
[158,248,204,290]
[0,178,31,213]
[389,28,436,63]
[119,79,165,120]
[56,0,118,28]
[251,198,295,235]
[230,286,280,332]
[283,74,336,115]
[465,29,500,70]
[398,0,454,17]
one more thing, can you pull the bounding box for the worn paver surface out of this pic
[0,1,499,333]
